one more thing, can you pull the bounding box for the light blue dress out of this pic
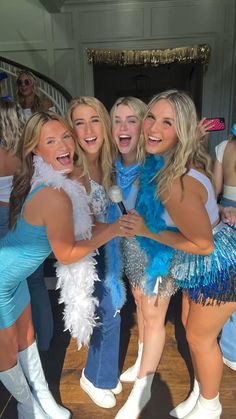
[0,185,51,329]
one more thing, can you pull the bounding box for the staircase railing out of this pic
[0,56,72,115]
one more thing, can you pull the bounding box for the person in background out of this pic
[0,71,12,101]
[0,111,128,419]
[16,70,55,120]
[118,90,236,419]
[213,123,236,372]
[109,97,147,382]
[67,96,125,409]
[0,98,24,238]
[0,97,54,353]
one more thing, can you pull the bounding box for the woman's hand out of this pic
[118,209,149,237]
[198,118,214,138]
[109,215,135,238]
[220,206,236,227]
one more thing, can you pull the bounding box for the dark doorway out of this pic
[94,62,203,115]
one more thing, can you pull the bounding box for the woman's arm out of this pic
[213,159,223,198]
[121,176,214,255]
[41,189,129,264]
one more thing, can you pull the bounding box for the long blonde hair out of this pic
[0,99,25,152]
[67,96,115,191]
[147,90,213,200]
[110,96,147,163]
[9,111,73,229]
[16,70,47,112]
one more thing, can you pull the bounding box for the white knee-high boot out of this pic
[0,360,50,418]
[120,342,143,383]
[170,378,200,418]
[183,394,222,419]
[115,373,154,419]
[19,341,71,419]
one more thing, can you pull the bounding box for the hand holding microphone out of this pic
[108,185,127,214]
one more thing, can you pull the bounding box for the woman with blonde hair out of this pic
[67,96,124,409]
[116,90,236,419]
[0,98,54,353]
[0,98,24,237]
[16,70,55,119]
[109,96,147,382]
[0,110,129,418]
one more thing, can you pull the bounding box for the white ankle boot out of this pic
[183,394,222,419]
[120,342,143,383]
[0,360,50,418]
[19,341,71,418]
[170,379,200,418]
[115,373,154,419]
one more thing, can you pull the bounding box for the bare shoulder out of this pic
[34,186,72,210]
[226,139,236,149]
[224,140,236,156]
[41,97,54,111]
[0,148,20,175]
[164,174,206,204]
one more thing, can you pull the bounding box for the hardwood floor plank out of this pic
[1,291,235,418]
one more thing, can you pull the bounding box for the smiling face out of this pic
[34,120,75,173]
[143,99,178,156]
[72,104,104,157]
[112,104,142,160]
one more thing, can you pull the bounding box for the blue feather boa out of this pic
[136,155,175,295]
[105,159,141,311]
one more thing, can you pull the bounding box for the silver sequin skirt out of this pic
[121,237,178,298]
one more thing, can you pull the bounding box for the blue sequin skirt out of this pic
[171,222,236,304]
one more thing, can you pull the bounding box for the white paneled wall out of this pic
[0,0,236,148]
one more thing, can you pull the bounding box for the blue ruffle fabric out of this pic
[135,155,175,295]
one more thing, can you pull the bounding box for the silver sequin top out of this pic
[89,179,109,222]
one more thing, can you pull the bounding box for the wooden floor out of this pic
[1,290,236,419]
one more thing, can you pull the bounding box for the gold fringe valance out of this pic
[86,44,211,67]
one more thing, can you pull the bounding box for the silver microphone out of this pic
[108,185,127,214]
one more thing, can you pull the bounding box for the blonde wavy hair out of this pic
[110,96,147,164]
[9,111,74,229]
[16,70,49,112]
[146,90,213,200]
[67,96,115,191]
[0,99,25,152]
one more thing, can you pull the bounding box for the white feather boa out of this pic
[32,156,99,349]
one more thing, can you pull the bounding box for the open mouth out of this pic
[119,134,132,146]
[56,152,72,165]
[84,136,97,145]
[147,135,162,145]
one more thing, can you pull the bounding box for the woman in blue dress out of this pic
[0,97,54,353]
[0,111,128,419]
